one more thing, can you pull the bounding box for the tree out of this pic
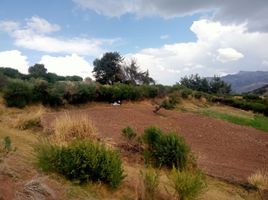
[92,52,124,85]
[28,64,47,78]
[209,76,231,94]
[123,59,155,85]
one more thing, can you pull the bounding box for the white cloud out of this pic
[0,16,117,56]
[26,16,60,34]
[160,34,169,40]
[217,48,244,63]
[39,54,93,78]
[0,50,29,73]
[73,0,268,32]
[127,19,268,84]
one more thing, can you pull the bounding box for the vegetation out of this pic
[15,109,43,130]
[121,126,137,141]
[36,140,125,188]
[202,110,268,132]
[180,74,231,95]
[51,113,97,144]
[93,52,155,85]
[3,79,33,108]
[248,170,268,191]
[167,167,206,200]
[143,127,190,169]
[140,167,160,200]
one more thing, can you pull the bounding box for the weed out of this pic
[167,167,206,200]
[122,126,137,141]
[140,167,160,200]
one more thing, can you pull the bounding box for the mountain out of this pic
[220,71,268,93]
[249,84,268,96]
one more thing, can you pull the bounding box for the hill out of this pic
[220,71,268,93]
[249,84,268,96]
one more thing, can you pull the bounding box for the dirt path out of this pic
[43,103,268,183]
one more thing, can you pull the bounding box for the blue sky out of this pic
[0,0,268,84]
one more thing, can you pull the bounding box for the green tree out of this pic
[93,52,124,85]
[28,64,47,78]
[209,76,231,94]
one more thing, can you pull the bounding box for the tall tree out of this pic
[209,76,231,94]
[28,64,47,78]
[123,59,155,85]
[92,52,124,85]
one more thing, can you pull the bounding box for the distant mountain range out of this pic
[219,71,268,93]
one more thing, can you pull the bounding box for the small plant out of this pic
[143,127,190,170]
[140,167,160,200]
[2,136,11,151]
[36,140,125,188]
[122,126,137,141]
[167,167,206,200]
[248,170,268,191]
[0,136,16,157]
[51,113,97,144]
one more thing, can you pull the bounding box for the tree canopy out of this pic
[180,74,231,94]
[92,52,155,85]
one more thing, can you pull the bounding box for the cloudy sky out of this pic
[0,0,268,84]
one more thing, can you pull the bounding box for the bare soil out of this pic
[42,103,268,183]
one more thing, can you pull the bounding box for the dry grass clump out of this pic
[15,109,44,130]
[248,170,268,191]
[15,178,55,200]
[51,112,97,144]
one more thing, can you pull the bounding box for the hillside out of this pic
[220,71,268,93]
[249,84,268,96]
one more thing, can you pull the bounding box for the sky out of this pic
[0,0,268,85]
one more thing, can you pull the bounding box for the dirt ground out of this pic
[43,102,268,183]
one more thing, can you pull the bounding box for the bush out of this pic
[43,82,66,107]
[181,89,192,99]
[31,79,49,102]
[65,83,96,104]
[3,79,33,108]
[122,126,137,140]
[51,113,97,145]
[143,127,190,170]
[167,168,206,200]
[36,140,125,188]
[140,167,160,200]
[161,92,181,110]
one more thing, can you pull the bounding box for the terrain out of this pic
[0,100,267,199]
[212,71,268,93]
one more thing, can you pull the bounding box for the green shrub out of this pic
[36,140,125,188]
[161,92,181,110]
[168,167,206,200]
[66,83,96,104]
[43,82,66,106]
[143,127,190,170]
[3,79,33,108]
[122,126,137,140]
[31,79,49,102]
[181,89,192,99]
[140,167,160,200]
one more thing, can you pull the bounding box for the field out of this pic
[0,100,267,199]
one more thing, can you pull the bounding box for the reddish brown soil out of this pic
[43,103,268,183]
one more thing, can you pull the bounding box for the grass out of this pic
[51,112,97,145]
[201,110,268,132]
[248,170,268,191]
[15,109,43,130]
